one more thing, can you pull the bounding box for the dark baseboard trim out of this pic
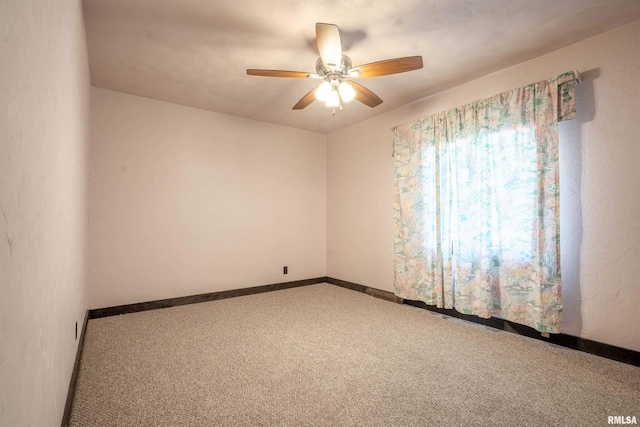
[326,276,640,367]
[61,310,89,427]
[83,275,639,366]
[325,277,404,304]
[89,277,328,319]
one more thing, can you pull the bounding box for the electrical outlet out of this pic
[283,266,288,274]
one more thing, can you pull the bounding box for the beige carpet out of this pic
[70,283,639,426]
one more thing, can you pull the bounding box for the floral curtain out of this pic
[392,71,579,333]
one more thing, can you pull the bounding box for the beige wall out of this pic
[0,0,90,426]
[88,88,326,309]
[327,21,640,352]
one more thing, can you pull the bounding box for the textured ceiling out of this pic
[83,0,640,134]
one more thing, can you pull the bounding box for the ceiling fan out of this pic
[247,23,423,112]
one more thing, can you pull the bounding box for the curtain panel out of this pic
[392,71,579,333]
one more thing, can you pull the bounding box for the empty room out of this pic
[1,0,639,426]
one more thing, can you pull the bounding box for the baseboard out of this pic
[61,310,89,427]
[325,276,640,367]
[89,277,328,319]
[325,277,404,303]
[82,275,639,368]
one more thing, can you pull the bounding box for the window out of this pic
[392,71,579,333]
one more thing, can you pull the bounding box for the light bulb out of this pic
[325,90,340,108]
[338,81,356,102]
[315,82,332,102]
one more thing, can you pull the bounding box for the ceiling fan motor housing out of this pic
[315,55,352,82]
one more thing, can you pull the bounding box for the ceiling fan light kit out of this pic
[338,82,356,102]
[247,23,423,113]
[315,81,332,102]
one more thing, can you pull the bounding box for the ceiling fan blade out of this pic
[352,56,423,78]
[292,85,319,110]
[247,69,311,78]
[316,23,342,70]
[349,81,383,108]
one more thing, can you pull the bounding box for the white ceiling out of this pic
[83,0,640,134]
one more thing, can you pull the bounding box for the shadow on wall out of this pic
[559,67,598,338]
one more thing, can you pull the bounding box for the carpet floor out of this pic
[70,283,639,426]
